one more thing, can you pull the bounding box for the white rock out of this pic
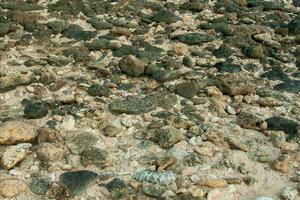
[281,187,298,200]
[1,146,27,170]
[255,197,274,200]
[59,115,76,131]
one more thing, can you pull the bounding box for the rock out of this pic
[35,142,65,162]
[255,197,274,200]
[256,88,291,103]
[81,147,108,168]
[59,170,99,196]
[103,125,119,137]
[0,179,27,198]
[109,96,155,115]
[273,80,300,94]
[63,45,90,62]
[155,125,184,148]
[261,66,290,81]
[266,117,300,142]
[30,177,51,195]
[257,97,282,107]
[0,121,36,145]
[272,155,290,173]
[59,115,76,131]
[47,20,69,33]
[197,178,227,188]
[174,33,213,45]
[0,145,27,170]
[270,131,286,148]
[294,0,300,7]
[110,27,131,37]
[0,65,35,92]
[281,187,298,200]
[151,10,179,24]
[134,170,177,185]
[242,45,265,59]
[214,61,242,73]
[113,45,138,57]
[212,44,235,58]
[214,73,256,96]
[37,128,64,145]
[62,24,96,41]
[111,186,136,200]
[183,56,196,67]
[118,55,145,77]
[105,178,127,192]
[287,16,300,35]
[0,22,11,36]
[87,84,112,97]
[24,100,49,119]
[206,86,223,96]
[89,17,113,30]
[175,81,198,99]
[142,183,167,198]
[237,110,267,131]
[66,132,97,155]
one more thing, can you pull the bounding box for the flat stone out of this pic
[0,121,36,145]
[119,55,145,77]
[174,33,213,45]
[134,170,177,185]
[66,132,97,154]
[274,80,300,94]
[24,100,49,119]
[151,10,179,24]
[0,145,27,170]
[109,96,155,115]
[214,74,256,96]
[0,180,26,197]
[30,177,51,195]
[87,84,111,97]
[81,147,108,168]
[266,117,300,142]
[35,142,65,162]
[59,170,99,196]
[175,81,199,99]
[155,125,184,148]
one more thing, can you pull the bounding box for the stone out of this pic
[59,170,99,196]
[266,117,300,142]
[261,66,290,81]
[0,145,27,170]
[255,197,274,200]
[0,121,36,145]
[134,170,177,185]
[151,10,179,24]
[103,125,119,137]
[109,96,155,115]
[0,22,11,37]
[63,46,90,62]
[47,20,69,33]
[175,81,198,99]
[242,45,265,59]
[287,16,300,35]
[89,17,113,30]
[281,187,298,200]
[113,45,138,57]
[155,125,184,148]
[212,44,235,58]
[214,61,242,73]
[183,56,196,67]
[273,80,300,94]
[215,74,256,96]
[270,131,286,148]
[37,128,64,145]
[197,178,227,188]
[81,147,108,168]
[174,33,213,45]
[118,55,145,77]
[237,110,267,131]
[272,155,290,173]
[30,177,51,195]
[24,100,48,119]
[111,186,136,200]
[142,183,167,198]
[62,24,96,41]
[35,142,65,162]
[87,84,112,97]
[0,179,27,198]
[105,178,127,192]
[66,132,97,155]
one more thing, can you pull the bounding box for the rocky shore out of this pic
[0,0,300,199]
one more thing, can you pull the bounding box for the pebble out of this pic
[0,179,27,198]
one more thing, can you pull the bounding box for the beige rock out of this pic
[173,42,189,55]
[0,179,27,198]
[206,86,223,97]
[272,155,290,173]
[0,146,27,170]
[0,121,36,145]
[198,178,227,188]
[35,143,65,162]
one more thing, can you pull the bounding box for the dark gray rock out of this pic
[109,96,155,115]
[24,101,48,119]
[66,132,97,154]
[261,66,290,81]
[105,178,127,192]
[266,117,300,142]
[81,147,108,168]
[59,170,99,196]
[30,177,51,195]
[87,84,111,97]
[0,22,11,37]
[175,81,198,99]
[47,21,69,33]
[174,33,213,45]
[274,80,300,93]
[214,61,242,73]
[113,45,139,57]
[62,25,96,41]
[151,10,179,24]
